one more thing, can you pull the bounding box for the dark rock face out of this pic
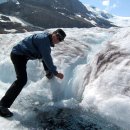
[0,0,116,33]
[0,14,43,34]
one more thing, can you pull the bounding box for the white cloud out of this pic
[102,0,110,6]
[112,3,117,8]
[101,0,118,11]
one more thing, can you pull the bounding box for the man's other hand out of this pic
[56,73,64,79]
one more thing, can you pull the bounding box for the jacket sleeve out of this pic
[41,47,58,75]
[32,33,58,75]
[42,60,49,71]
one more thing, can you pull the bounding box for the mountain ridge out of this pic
[0,0,116,33]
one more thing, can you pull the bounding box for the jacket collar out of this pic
[48,34,54,47]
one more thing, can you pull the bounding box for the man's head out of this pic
[52,29,66,44]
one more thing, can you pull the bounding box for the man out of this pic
[0,29,66,117]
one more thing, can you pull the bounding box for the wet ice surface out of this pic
[0,27,130,130]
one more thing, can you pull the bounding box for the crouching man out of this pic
[0,29,66,117]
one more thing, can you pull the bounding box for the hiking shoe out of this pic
[0,104,13,117]
[45,71,53,79]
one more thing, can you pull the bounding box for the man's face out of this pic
[52,33,61,44]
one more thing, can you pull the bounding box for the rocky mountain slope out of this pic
[0,0,116,33]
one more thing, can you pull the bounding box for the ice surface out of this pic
[0,27,130,129]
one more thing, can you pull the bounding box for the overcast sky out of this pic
[80,0,130,17]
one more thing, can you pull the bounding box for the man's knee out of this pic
[22,77,27,86]
[17,76,27,86]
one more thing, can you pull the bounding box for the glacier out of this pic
[0,27,130,130]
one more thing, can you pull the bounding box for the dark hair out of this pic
[54,29,66,41]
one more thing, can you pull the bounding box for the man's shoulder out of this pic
[32,32,49,43]
[36,32,49,37]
